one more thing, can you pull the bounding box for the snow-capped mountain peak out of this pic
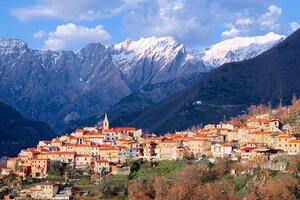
[114,36,179,50]
[200,32,285,68]
[0,38,28,54]
[110,36,187,74]
[109,36,206,90]
[112,36,184,61]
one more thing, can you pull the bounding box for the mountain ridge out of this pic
[197,32,285,68]
[72,32,285,131]
[124,29,300,134]
[0,36,206,133]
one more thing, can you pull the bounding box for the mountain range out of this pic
[199,32,285,68]
[71,32,285,130]
[125,29,300,133]
[0,36,207,133]
[0,32,284,135]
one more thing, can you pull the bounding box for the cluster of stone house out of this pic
[2,182,74,200]
[2,113,300,182]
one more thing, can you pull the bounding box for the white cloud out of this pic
[12,0,143,21]
[36,23,112,51]
[259,5,282,30]
[122,0,276,46]
[235,18,253,26]
[15,0,287,46]
[33,30,47,39]
[221,4,283,39]
[268,5,282,15]
[221,26,241,39]
[44,38,67,51]
[290,21,300,32]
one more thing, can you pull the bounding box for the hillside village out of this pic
[2,1,300,199]
[1,105,300,199]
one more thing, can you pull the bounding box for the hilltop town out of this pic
[1,104,300,199]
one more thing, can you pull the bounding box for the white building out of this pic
[211,143,232,158]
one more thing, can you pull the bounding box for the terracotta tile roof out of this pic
[277,134,294,138]
[161,139,176,143]
[99,144,118,150]
[195,134,208,138]
[117,138,133,142]
[52,139,61,143]
[83,133,105,138]
[289,140,300,143]
[117,146,127,150]
[102,128,116,133]
[41,140,51,144]
[27,148,37,152]
[221,144,232,147]
[40,151,76,155]
[113,127,136,132]
[241,147,257,152]
[95,159,109,163]
[75,144,99,147]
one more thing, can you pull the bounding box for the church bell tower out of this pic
[103,113,109,130]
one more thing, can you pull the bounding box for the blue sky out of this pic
[0,0,299,51]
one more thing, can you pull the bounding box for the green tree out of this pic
[48,161,62,178]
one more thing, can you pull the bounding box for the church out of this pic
[102,113,109,130]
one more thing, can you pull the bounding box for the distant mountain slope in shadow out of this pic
[127,29,300,134]
[0,102,55,156]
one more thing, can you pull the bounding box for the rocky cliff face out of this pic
[0,33,281,134]
[109,36,207,91]
[0,39,130,132]
[0,37,206,133]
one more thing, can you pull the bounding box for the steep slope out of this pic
[73,72,205,130]
[92,37,207,128]
[128,29,300,134]
[0,102,54,156]
[75,33,285,130]
[0,37,206,133]
[0,39,130,132]
[199,32,285,68]
[110,36,207,91]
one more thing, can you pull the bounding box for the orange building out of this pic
[31,158,49,178]
[37,151,76,165]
